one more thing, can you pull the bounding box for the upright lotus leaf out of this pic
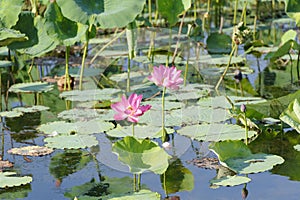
[0,28,27,47]
[206,32,232,54]
[112,136,170,174]
[265,39,294,62]
[8,11,38,50]
[44,1,88,46]
[8,82,54,93]
[209,140,285,174]
[0,0,23,28]
[20,16,59,57]
[177,124,257,142]
[0,172,32,188]
[280,99,300,133]
[160,159,194,194]
[44,134,98,149]
[281,29,297,44]
[157,0,191,26]
[285,0,300,26]
[57,0,146,29]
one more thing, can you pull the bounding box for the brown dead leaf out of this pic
[7,146,54,156]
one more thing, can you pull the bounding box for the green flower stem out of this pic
[132,123,135,137]
[162,87,166,140]
[148,0,152,24]
[233,0,238,25]
[64,46,71,91]
[133,174,136,192]
[137,174,141,191]
[163,172,168,197]
[127,56,131,92]
[0,72,2,111]
[243,113,248,145]
[215,44,237,91]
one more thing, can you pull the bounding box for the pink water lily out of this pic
[111,93,151,123]
[148,65,183,90]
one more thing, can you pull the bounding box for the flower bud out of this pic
[240,104,246,113]
[241,187,248,199]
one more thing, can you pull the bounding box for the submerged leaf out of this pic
[0,172,32,188]
[7,146,53,156]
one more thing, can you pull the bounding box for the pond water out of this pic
[2,22,300,200]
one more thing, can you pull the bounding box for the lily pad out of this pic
[280,99,300,133]
[209,140,285,174]
[294,144,300,151]
[8,82,54,93]
[0,60,13,68]
[37,119,114,135]
[107,189,160,200]
[7,146,53,156]
[196,55,245,65]
[0,172,32,188]
[210,175,251,187]
[59,88,121,102]
[177,124,257,142]
[0,160,13,168]
[0,110,23,118]
[13,105,49,113]
[112,136,170,174]
[57,108,107,120]
[106,125,173,139]
[44,134,98,149]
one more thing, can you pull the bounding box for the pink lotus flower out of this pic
[111,93,151,123]
[148,65,183,90]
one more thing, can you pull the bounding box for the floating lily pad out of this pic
[209,140,285,174]
[139,110,182,127]
[37,119,114,135]
[13,105,49,113]
[112,136,170,174]
[0,60,13,68]
[280,99,300,133]
[144,100,184,111]
[59,88,121,102]
[44,134,98,149]
[109,71,149,84]
[0,110,23,118]
[106,125,173,139]
[107,189,160,200]
[210,175,251,187]
[0,172,32,188]
[196,55,245,65]
[177,124,257,142]
[58,108,107,120]
[294,144,300,151]
[7,146,53,156]
[8,82,54,93]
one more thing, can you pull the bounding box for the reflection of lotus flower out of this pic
[148,65,183,90]
[111,93,151,123]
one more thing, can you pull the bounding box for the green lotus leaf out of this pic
[210,175,251,187]
[7,145,53,156]
[13,105,49,113]
[157,0,191,26]
[206,32,232,54]
[198,95,267,109]
[0,172,32,188]
[59,88,121,102]
[107,189,160,200]
[106,124,173,139]
[109,71,149,84]
[294,144,300,151]
[160,159,194,193]
[285,0,300,26]
[8,82,54,93]
[144,100,184,111]
[280,99,300,133]
[56,0,146,29]
[44,134,98,149]
[209,140,285,174]
[195,54,245,65]
[0,0,23,28]
[138,109,182,127]
[281,29,297,44]
[37,119,114,135]
[58,108,108,121]
[0,28,27,47]
[8,11,38,50]
[0,110,23,118]
[44,1,88,46]
[19,16,58,57]
[177,124,257,142]
[112,136,170,174]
